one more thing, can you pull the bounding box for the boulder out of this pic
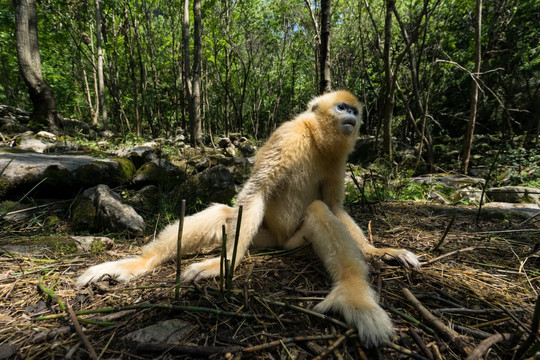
[410,174,485,189]
[0,152,136,199]
[487,186,540,204]
[72,184,145,236]
[172,164,237,208]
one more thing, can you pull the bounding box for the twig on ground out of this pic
[312,328,355,360]
[402,287,471,355]
[134,343,242,357]
[409,327,434,359]
[243,334,338,353]
[66,304,98,360]
[431,215,455,252]
[465,333,513,360]
[513,296,540,360]
[383,340,432,360]
[421,246,497,266]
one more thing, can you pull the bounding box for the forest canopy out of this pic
[0,0,538,147]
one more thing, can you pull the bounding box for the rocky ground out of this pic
[0,201,539,359]
[1,104,539,359]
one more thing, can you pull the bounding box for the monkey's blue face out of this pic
[335,102,359,135]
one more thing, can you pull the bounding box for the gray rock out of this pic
[123,319,197,344]
[0,118,28,133]
[0,152,135,199]
[173,164,237,207]
[69,236,114,252]
[18,134,55,153]
[482,202,540,219]
[410,174,485,189]
[131,158,187,188]
[453,187,485,205]
[487,186,540,204]
[72,184,145,236]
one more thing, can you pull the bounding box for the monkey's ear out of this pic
[308,97,320,112]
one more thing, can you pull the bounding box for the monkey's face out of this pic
[333,102,359,135]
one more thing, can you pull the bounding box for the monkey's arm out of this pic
[321,170,420,269]
[335,209,420,269]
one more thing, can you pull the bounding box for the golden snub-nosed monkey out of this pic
[77,90,420,347]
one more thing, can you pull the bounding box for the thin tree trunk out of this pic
[382,0,395,160]
[319,0,332,94]
[461,0,482,174]
[183,0,192,139]
[13,0,60,133]
[88,23,99,126]
[191,0,202,147]
[94,0,107,129]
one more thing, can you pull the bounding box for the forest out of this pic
[1,1,540,359]
[1,0,538,171]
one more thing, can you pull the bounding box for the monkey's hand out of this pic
[314,282,394,347]
[368,248,420,269]
[181,257,222,282]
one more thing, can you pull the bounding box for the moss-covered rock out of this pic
[71,198,97,231]
[111,157,136,184]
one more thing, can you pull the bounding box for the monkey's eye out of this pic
[337,103,345,111]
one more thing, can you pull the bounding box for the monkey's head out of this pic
[307,90,362,153]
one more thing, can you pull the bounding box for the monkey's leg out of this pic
[77,204,234,286]
[181,192,266,281]
[285,200,394,347]
[335,210,420,269]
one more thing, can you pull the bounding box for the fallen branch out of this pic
[312,328,355,360]
[402,287,470,355]
[66,304,98,360]
[134,343,242,357]
[465,333,513,360]
[421,246,497,266]
[243,334,338,353]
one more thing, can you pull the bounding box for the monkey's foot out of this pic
[181,257,221,282]
[368,248,420,269]
[314,283,394,347]
[76,258,142,286]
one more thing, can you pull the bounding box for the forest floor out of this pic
[1,201,539,360]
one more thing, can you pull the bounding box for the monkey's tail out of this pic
[76,203,235,286]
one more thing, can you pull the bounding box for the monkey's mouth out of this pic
[341,119,357,134]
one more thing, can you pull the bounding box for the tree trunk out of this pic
[13,0,60,133]
[461,0,482,174]
[382,0,395,160]
[182,0,193,138]
[190,0,203,147]
[94,0,108,129]
[319,0,332,94]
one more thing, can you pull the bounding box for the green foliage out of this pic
[0,0,536,159]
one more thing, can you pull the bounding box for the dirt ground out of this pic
[1,201,539,359]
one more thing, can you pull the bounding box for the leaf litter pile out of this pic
[1,202,539,359]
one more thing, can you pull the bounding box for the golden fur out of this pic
[77,90,420,346]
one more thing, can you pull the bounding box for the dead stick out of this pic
[312,328,355,360]
[421,246,497,266]
[66,304,98,360]
[465,333,513,360]
[409,327,434,360]
[243,334,338,353]
[431,215,455,252]
[384,341,431,360]
[135,343,241,356]
[402,288,470,354]
[513,296,540,360]
[175,199,186,300]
